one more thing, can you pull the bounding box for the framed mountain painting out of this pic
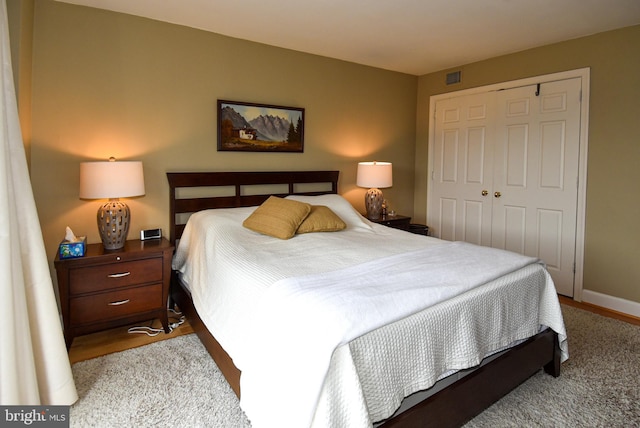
[217,100,305,152]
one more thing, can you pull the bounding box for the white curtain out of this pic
[0,0,77,405]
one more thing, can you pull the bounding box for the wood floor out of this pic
[68,297,638,364]
[558,295,640,326]
[68,313,194,364]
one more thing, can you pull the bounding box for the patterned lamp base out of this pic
[364,188,384,220]
[97,199,130,250]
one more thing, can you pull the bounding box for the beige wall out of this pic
[29,1,417,265]
[415,25,640,304]
[13,1,640,306]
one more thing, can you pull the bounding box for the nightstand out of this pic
[54,238,174,349]
[370,214,411,231]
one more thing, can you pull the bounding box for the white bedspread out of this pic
[235,242,545,428]
[332,263,566,426]
[172,197,442,359]
[172,195,568,428]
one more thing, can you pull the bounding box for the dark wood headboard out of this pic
[166,170,340,245]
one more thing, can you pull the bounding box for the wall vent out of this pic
[446,71,461,85]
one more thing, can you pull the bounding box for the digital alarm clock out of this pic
[140,228,162,241]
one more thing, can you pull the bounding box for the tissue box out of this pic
[59,236,86,259]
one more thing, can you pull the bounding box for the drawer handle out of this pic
[107,272,131,278]
[108,299,130,306]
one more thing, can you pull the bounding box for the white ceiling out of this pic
[56,0,640,76]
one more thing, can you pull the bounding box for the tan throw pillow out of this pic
[242,196,311,239]
[297,205,346,234]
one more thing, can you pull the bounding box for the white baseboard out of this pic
[581,289,640,318]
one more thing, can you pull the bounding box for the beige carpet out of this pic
[70,305,639,427]
[465,305,640,427]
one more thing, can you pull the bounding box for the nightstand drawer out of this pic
[70,283,163,325]
[69,258,163,295]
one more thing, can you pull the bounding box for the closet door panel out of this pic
[493,79,581,296]
[430,93,494,246]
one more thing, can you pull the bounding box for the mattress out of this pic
[172,194,568,428]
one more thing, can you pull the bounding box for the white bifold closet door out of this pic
[430,78,582,297]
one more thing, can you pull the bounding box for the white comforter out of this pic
[172,194,568,428]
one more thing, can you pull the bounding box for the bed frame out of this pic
[167,170,561,428]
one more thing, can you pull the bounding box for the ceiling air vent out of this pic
[446,71,461,85]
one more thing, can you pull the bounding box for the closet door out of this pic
[429,78,582,297]
[430,92,494,246]
[491,78,581,296]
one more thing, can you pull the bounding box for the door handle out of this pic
[481,190,488,196]
[494,191,502,198]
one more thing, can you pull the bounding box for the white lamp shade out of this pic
[356,161,393,188]
[79,161,145,199]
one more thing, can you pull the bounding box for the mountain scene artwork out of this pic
[218,100,304,152]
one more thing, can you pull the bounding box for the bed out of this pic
[167,170,567,428]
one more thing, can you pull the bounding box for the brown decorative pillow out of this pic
[242,196,311,239]
[297,205,346,234]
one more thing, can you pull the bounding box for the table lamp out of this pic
[357,161,392,220]
[79,157,145,250]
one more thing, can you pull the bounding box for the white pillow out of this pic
[285,194,372,230]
